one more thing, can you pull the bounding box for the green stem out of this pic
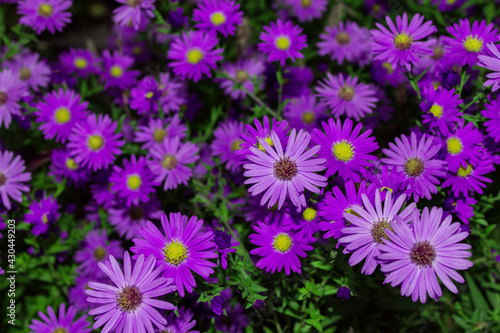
[456,68,469,97]
[277,66,284,114]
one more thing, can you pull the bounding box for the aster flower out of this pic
[193,0,243,37]
[443,19,498,66]
[318,180,375,240]
[74,229,123,280]
[379,207,473,303]
[210,121,245,173]
[443,193,476,224]
[134,114,187,150]
[0,150,31,210]
[340,190,416,275]
[282,204,320,243]
[370,13,437,70]
[90,170,115,209]
[317,21,372,65]
[100,50,139,90]
[162,306,198,333]
[249,218,313,275]
[381,132,447,201]
[158,72,187,114]
[243,128,327,212]
[35,88,89,143]
[218,58,265,100]
[11,52,51,91]
[113,0,155,30]
[86,252,176,332]
[283,94,326,132]
[312,118,378,182]
[482,97,500,142]
[28,303,90,333]
[18,0,72,35]
[147,136,199,190]
[315,73,378,120]
[420,86,463,135]
[370,60,407,87]
[67,113,124,171]
[49,148,91,187]
[25,196,60,236]
[69,275,101,312]
[167,30,224,82]
[442,158,493,196]
[215,302,248,332]
[478,42,500,92]
[168,7,188,29]
[109,155,157,207]
[441,122,482,172]
[213,228,239,270]
[284,0,327,22]
[258,19,307,66]
[0,69,27,129]
[367,165,412,201]
[418,37,450,73]
[59,48,100,77]
[129,75,162,115]
[131,212,218,297]
[108,197,163,240]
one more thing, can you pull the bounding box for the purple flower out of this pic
[158,72,187,114]
[312,118,378,182]
[0,150,31,210]
[213,228,239,269]
[210,121,245,173]
[167,30,224,82]
[49,149,91,188]
[28,303,90,333]
[337,286,351,301]
[440,70,461,90]
[367,165,412,200]
[482,96,500,142]
[283,0,328,22]
[134,114,187,150]
[110,155,157,207]
[147,136,199,190]
[379,207,473,303]
[18,0,72,34]
[370,13,436,70]
[381,132,446,201]
[211,296,226,315]
[420,87,463,135]
[131,212,218,297]
[341,190,416,275]
[35,88,89,143]
[113,0,155,30]
[162,306,198,333]
[0,69,27,129]
[218,58,265,100]
[258,19,307,66]
[11,52,51,91]
[283,94,326,132]
[443,193,476,224]
[243,128,327,212]
[100,50,139,90]
[129,75,161,115]
[168,8,188,29]
[67,114,124,171]
[25,196,60,236]
[443,19,499,66]
[86,252,176,332]
[69,275,101,312]
[315,73,378,120]
[370,60,407,87]
[441,122,482,172]
[59,48,100,77]
[193,0,243,37]
[442,158,493,196]
[249,219,313,275]
[74,229,123,280]
[478,42,500,92]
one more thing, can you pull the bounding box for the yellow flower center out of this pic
[88,135,104,151]
[446,137,463,155]
[382,62,394,74]
[235,70,249,83]
[163,240,188,265]
[210,12,226,26]
[133,46,142,55]
[335,32,351,46]
[258,136,274,152]
[54,107,71,124]
[153,129,167,143]
[127,174,142,190]
[301,111,315,125]
[457,163,473,177]
[19,67,31,81]
[38,3,53,17]
[429,104,443,118]
[338,85,355,101]
[301,0,312,7]
[74,58,88,69]
[446,0,457,3]
[230,139,242,152]
[333,140,355,162]
[65,158,78,170]
[273,233,293,253]
[404,157,424,177]
[186,49,204,64]
[381,186,393,193]
[42,213,48,224]
[394,32,413,50]
[145,91,154,99]
[463,36,483,53]
[110,65,123,78]
[432,81,441,90]
[93,246,107,261]
[52,328,68,333]
[302,207,317,222]
[162,155,178,170]
[275,36,291,50]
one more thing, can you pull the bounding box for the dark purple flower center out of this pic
[117,286,142,313]
[214,230,231,249]
[403,158,424,177]
[410,241,436,267]
[162,155,178,170]
[129,206,144,220]
[431,46,445,60]
[273,157,298,181]
[371,219,393,244]
[126,0,141,7]
[0,173,6,186]
[336,32,351,46]
[0,91,7,106]
[93,246,107,261]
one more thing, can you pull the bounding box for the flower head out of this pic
[25,195,60,236]
[0,69,27,129]
[158,72,187,114]
[441,122,483,172]
[18,0,72,34]
[11,52,51,91]
[134,114,187,150]
[210,121,245,173]
[100,50,139,90]
[482,97,500,142]
[218,58,265,100]
[0,150,31,210]
[49,148,91,187]
[59,48,100,77]
[28,303,90,333]
[129,75,162,115]
[113,0,155,30]
[193,0,243,37]
[258,19,307,66]
[420,86,463,135]
[283,94,326,132]
[283,0,328,22]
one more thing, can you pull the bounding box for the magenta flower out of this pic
[371,13,437,70]
[100,50,139,90]
[67,114,124,171]
[283,0,328,22]
[25,196,60,236]
[442,158,493,196]
[49,148,91,187]
[283,94,326,132]
[134,114,187,150]
[441,122,483,172]
[131,212,218,297]
[258,19,307,66]
[113,0,155,30]
[18,0,72,35]
[0,150,31,210]
[129,75,161,115]
[158,72,187,114]
[162,306,197,333]
[478,42,500,92]
[59,48,100,77]
[11,52,51,91]
[0,68,27,129]
[218,58,265,100]
[86,252,176,332]
[420,86,463,135]
[210,121,245,173]
[379,207,473,303]
[35,88,89,143]
[315,73,378,120]
[29,303,90,333]
[243,128,327,212]
[167,30,224,82]
[482,97,500,142]
[193,0,243,37]
[213,228,239,270]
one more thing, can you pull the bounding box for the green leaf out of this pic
[465,272,490,314]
